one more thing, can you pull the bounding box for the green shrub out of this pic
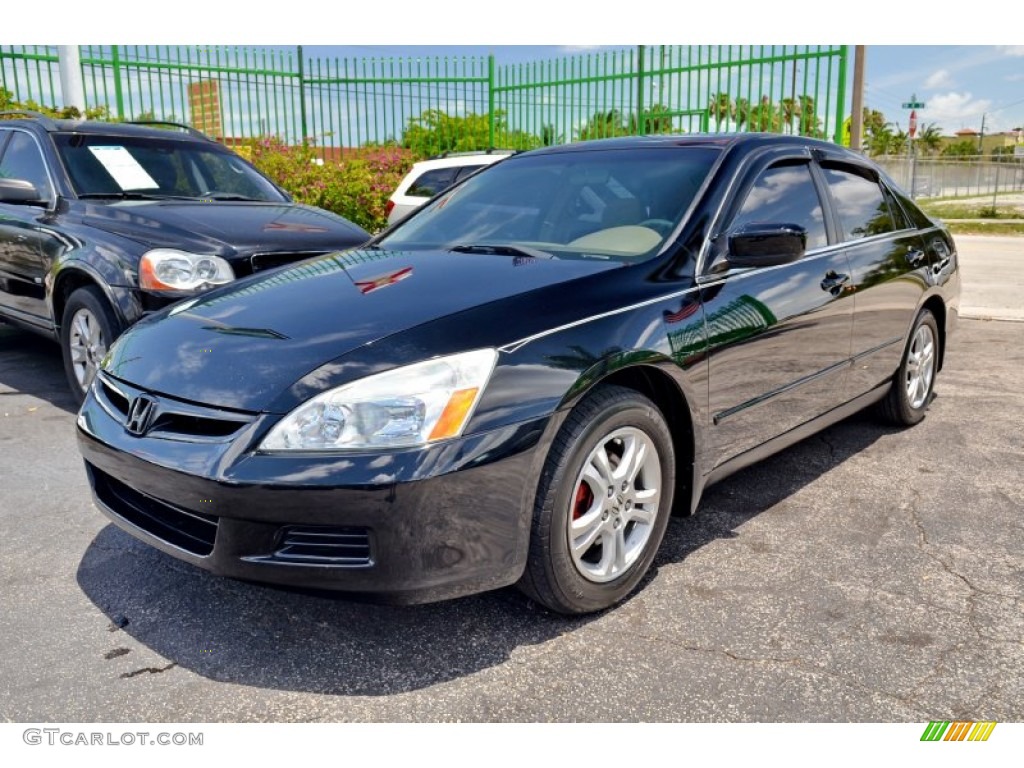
[246,138,415,233]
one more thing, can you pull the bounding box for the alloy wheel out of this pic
[68,307,107,392]
[905,323,935,410]
[567,426,663,583]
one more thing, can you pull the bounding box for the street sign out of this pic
[902,101,926,109]
[909,109,918,138]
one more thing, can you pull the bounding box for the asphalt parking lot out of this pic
[0,236,1021,722]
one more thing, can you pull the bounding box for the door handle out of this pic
[906,247,926,267]
[820,271,850,296]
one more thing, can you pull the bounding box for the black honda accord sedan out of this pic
[76,134,960,614]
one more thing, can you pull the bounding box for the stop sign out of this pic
[909,109,918,139]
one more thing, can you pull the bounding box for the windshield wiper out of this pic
[77,191,187,201]
[449,243,554,260]
[200,192,260,201]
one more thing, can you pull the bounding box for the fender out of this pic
[49,256,141,332]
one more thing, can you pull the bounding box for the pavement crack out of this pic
[119,662,177,679]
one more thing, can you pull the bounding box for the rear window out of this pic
[407,167,461,198]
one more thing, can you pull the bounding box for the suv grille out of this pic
[89,465,217,556]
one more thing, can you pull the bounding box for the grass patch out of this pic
[946,221,1024,235]
[919,202,1021,220]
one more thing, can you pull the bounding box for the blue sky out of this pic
[9,3,1024,136]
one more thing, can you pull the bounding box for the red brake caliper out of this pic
[572,483,594,520]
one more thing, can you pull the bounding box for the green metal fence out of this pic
[1,45,849,156]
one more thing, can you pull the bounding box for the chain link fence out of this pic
[875,155,1024,200]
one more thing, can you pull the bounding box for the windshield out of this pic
[52,133,288,202]
[379,146,719,262]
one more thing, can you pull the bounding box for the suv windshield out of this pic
[52,133,287,202]
[379,146,719,262]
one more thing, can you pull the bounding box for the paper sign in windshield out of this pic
[88,146,159,190]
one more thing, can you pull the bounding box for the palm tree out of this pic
[748,96,781,133]
[731,98,750,132]
[798,95,821,137]
[915,123,942,155]
[577,110,628,141]
[708,92,732,131]
[779,97,801,134]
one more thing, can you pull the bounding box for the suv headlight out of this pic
[259,349,498,452]
[140,249,234,292]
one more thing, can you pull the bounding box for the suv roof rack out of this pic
[126,120,212,140]
[0,110,58,129]
[429,148,519,160]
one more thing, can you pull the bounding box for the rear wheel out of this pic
[61,286,120,404]
[879,309,939,426]
[519,385,675,614]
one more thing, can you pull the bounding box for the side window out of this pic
[822,166,896,241]
[407,167,459,198]
[0,132,53,201]
[881,185,913,231]
[453,164,485,183]
[731,163,827,251]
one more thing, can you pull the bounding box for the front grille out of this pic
[95,373,253,442]
[272,526,372,566]
[98,376,130,417]
[90,465,218,556]
[251,252,326,273]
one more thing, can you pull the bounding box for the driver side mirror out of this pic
[0,178,46,206]
[727,224,807,269]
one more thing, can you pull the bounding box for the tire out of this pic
[519,385,675,614]
[879,309,939,427]
[60,286,120,405]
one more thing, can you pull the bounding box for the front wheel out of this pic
[518,385,675,614]
[60,286,120,405]
[879,309,939,426]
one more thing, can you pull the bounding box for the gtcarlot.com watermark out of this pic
[23,728,203,747]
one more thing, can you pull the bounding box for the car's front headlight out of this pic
[259,349,499,452]
[139,249,234,293]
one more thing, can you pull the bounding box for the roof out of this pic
[0,113,214,142]
[521,132,843,156]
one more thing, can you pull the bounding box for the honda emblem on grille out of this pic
[125,396,156,436]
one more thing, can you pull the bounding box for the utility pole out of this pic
[57,46,86,113]
[978,113,986,154]
[850,46,865,150]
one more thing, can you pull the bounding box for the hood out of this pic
[102,247,620,411]
[77,200,370,256]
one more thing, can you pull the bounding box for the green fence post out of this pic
[487,53,495,150]
[111,45,125,119]
[636,45,646,135]
[834,45,848,144]
[297,45,308,144]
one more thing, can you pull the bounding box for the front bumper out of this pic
[76,379,552,604]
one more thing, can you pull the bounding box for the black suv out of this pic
[0,113,370,401]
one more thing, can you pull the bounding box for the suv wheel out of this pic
[61,286,120,404]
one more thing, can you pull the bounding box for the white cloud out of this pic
[924,69,952,89]
[925,91,992,132]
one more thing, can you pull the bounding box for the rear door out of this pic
[702,149,855,467]
[816,156,931,398]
